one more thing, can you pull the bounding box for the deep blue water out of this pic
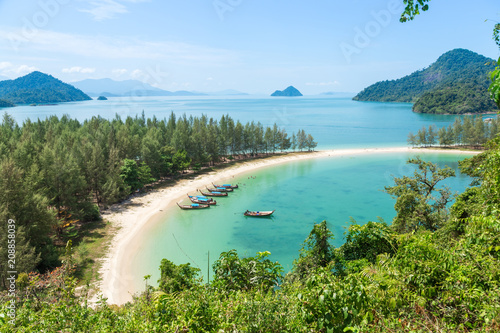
[5,95,466,149]
[4,96,478,289]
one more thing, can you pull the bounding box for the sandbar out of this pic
[93,146,480,305]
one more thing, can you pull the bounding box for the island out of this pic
[0,99,14,108]
[97,96,108,100]
[0,71,92,105]
[271,86,303,97]
[353,49,498,114]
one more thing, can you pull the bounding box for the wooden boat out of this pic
[187,195,217,205]
[177,202,210,210]
[212,182,239,189]
[244,210,275,217]
[206,186,233,193]
[198,189,228,197]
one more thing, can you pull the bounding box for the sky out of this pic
[0,0,498,95]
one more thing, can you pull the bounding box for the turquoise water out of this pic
[7,95,465,149]
[6,96,477,289]
[131,151,473,288]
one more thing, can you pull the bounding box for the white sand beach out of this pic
[93,147,480,305]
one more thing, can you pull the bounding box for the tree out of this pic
[0,158,57,276]
[172,149,191,174]
[489,24,500,108]
[290,220,334,282]
[400,0,430,22]
[120,159,155,193]
[417,126,427,147]
[426,125,437,146]
[212,249,283,292]
[407,131,417,147]
[384,157,456,233]
[158,259,200,293]
[338,219,397,264]
[296,129,307,151]
[305,134,317,151]
[279,129,292,152]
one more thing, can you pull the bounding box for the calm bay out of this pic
[6,95,478,290]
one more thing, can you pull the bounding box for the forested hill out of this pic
[0,71,91,104]
[353,49,498,114]
[0,99,14,108]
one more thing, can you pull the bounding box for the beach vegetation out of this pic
[384,157,456,233]
[0,112,315,282]
[409,114,500,148]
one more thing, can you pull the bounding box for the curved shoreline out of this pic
[94,147,480,305]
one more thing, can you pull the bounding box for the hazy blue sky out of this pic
[0,0,498,94]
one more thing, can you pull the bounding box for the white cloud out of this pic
[112,68,128,76]
[0,62,13,70]
[0,62,38,77]
[62,66,96,73]
[0,28,238,65]
[79,0,150,21]
[130,69,145,79]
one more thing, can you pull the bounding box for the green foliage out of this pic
[400,0,431,22]
[339,220,397,264]
[290,221,335,282]
[409,115,500,148]
[354,49,498,114]
[0,113,314,280]
[0,99,14,107]
[158,259,200,293]
[212,249,283,292]
[0,71,91,104]
[489,57,500,109]
[384,157,456,233]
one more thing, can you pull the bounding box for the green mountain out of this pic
[271,86,303,97]
[0,71,91,104]
[0,99,14,108]
[353,49,498,114]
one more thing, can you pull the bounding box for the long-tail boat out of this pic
[187,195,217,205]
[212,182,239,189]
[206,186,233,193]
[177,202,210,210]
[244,210,275,217]
[198,189,228,197]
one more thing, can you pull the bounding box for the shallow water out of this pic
[131,151,473,288]
[7,96,476,290]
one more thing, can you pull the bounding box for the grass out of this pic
[66,218,117,286]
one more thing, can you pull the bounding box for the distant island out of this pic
[271,86,303,97]
[97,96,108,101]
[0,99,14,108]
[72,78,208,97]
[0,71,91,105]
[353,49,498,114]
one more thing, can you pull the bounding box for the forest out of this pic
[408,115,500,148]
[353,48,498,114]
[0,111,316,286]
[2,2,500,331]
[2,144,500,331]
[0,71,91,105]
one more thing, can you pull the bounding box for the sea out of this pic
[5,95,479,288]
